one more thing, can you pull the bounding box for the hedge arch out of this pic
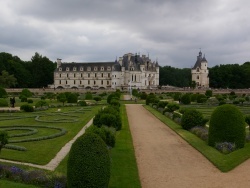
[208,104,246,149]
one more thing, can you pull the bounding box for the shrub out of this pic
[181,109,206,130]
[20,104,34,112]
[205,90,213,97]
[157,101,168,108]
[67,93,78,103]
[0,131,8,151]
[215,142,236,154]
[167,102,180,112]
[196,94,207,103]
[139,92,147,100]
[67,132,110,188]
[219,100,226,106]
[93,96,102,102]
[20,96,27,102]
[85,92,93,100]
[20,88,32,98]
[78,100,87,106]
[107,92,120,104]
[27,99,33,103]
[173,92,181,101]
[190,126,208,141]
[110,99,120,107]
[181,93,191,104]
[0,87,7,98]
[208,104,246,149]
[190,93,198,102]
[146,93,158,105]
[35,100,48,108]
[0,98,8,107]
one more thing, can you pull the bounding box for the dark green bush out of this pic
[219,100,226,106]
[181,93,191,104]
[167,102,180,112]
[157,101,168,108]
[0,99,8,107]
[197,94,207,103]
[190,93,198,102]
[67,93,78,103]
[208,104,246,149]
[20,88,32,98]
[20,104,34,112]
[146,93,158,105]
[20,96,27,102]
[93,96,102,101]
[173,92,182,101]
[139,92,147,100]
[35,100,48,108]
[107,92,120,104]
[0,87,7,98]
[78,100,87,106]
[27,99,33,103]
[85,92,93,100]
[205,90,213,97]
[110,99,120,107]
[233,100,240,105]
[67,132,110,188]
[181,109,206,130]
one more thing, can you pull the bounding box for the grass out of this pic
[109,104,141,188]
[0,106,100,164]
[0,180,38,188]
[145,105,250,172]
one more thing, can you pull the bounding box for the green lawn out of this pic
[145,105,250,172]
[0,180,38,188]
[0,106,100,164]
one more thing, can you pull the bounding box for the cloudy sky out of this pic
[1,0,250,68]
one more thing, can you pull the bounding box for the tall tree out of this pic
[0,70,17,88]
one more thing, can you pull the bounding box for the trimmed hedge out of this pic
[181,108,206,130]
[20,104,34,112]
[67,132,110,188]
[181,93,191,104]
[208,104,246,149]
[0,98,8,107]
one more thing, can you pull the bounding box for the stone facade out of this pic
[191,51,209,87]
[50,53,159,90]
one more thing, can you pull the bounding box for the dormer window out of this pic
[73,67,77,71]
[87,66,91,71]
[196,68,199,72]
[101,66,104,71]
[59,68,62,71]
[80,67,84,71]
[107,66,111,71]
[66,67,70,71]
[197,75,199,79]
[94,66,98,71]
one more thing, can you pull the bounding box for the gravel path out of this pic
[126,104,250,188]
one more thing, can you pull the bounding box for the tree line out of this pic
[0,52,56,88]
[1,52,250,89]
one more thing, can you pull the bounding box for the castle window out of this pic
[59,80,61,84]
[107,66,111,71]
[81,73,83,77]
[94,81,96,85]
[88,73,90,77]
[67,73,68,77]
[107,81,110,85]
[101,73,103,77]
[59,68,62,71]
[73,67,77,71]
[80,67,84,71]
[101,66,104,71]
[87,67,91,71]
[197,75,199,79]
[101,80,103,85]
[95,73,97,77]
[66,80,68,84]
[108,73,110,77]
[74,74,76,78]
[94,66,98,71]
[74,80,76,84]
[66,67,70,71]
[59,74,61,78]
[196,68,199,72]
[88,80,90,85]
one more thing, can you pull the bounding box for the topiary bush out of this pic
[208,104,246,149]
[78,100,87,106]
[67,93,78,103]
[196,94,207,103]
[157,101,168,108]
[181,109,207,130]
[20,104,34,112]
[67,132,110,188]
[27,99,33,103]
[35,100,48,108]
[167,102,180,112]
[181,93,191,104]
[85,92,93,100]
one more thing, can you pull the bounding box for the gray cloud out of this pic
[0,0,250,68]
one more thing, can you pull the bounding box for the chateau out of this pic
[191,51,209,87]
[51,53,159,90]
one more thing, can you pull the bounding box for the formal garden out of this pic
[2,87,250,187]
[0,88,141,188]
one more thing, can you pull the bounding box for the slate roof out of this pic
[56,61,116,72]
[192,51,207,69]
